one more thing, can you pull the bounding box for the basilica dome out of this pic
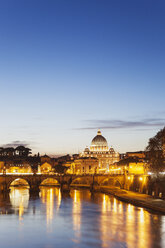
[91,130,108,146]
[90,130,108,152]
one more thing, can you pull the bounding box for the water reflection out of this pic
[97,193,162,248]
[9,187,29,219]
[161,216,165,247]
[72,190,82,242]
[40,187,61,230]
[0,187,163,247]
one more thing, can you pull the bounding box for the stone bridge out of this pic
[1,173,158,196]
[0,174,126,194]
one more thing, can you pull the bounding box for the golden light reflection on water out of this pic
[9,187,29,220]
[70,189,91,244]
[127,203,134,221]
[137,208,152,248]
[102,194,111,213]
[126,203,136,247]
[139,207,144,224]
[101,194,125,247]
[40,187,61,231]
[118,202,123,214]
[101,194,111,248]
[72,190,82,242]
[99,194,157,248]
[161,216,165,247]
[7,188,163,247]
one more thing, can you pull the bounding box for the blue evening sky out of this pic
[0,0,165,155]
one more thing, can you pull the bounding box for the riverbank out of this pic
[94,186,165,214]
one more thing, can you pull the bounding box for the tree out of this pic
[15,146,31,157]
[55,163,68,174]
[146,127,165,175]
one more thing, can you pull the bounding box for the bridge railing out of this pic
[0,172,125,177]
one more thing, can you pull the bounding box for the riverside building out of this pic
[0,146,40,174]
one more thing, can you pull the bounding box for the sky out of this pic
[0,0,165,156]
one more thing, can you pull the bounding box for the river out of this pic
[0,187,165,248]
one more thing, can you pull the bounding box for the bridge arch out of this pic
[114,180,122,189]
[8,178,30,189]
[99,177,123,188]
[99,177,114,186]
[40,178,60,186]
[70,176,91,186]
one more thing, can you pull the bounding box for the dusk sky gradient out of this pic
[0,0,165,155]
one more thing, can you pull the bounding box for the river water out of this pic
[0,187,165,248]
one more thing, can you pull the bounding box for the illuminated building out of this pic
[0,161,5,173]
[0,146,40,174]
[115,157,146,175]
[125,151,146,159]
[40,155,52,174]
[5,161,33,174]
[67,157,99,174]
[80,129,120,173]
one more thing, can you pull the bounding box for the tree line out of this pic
[146,126,165,175]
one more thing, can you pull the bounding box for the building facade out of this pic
[67,157,98,175]
[0,146,40,174]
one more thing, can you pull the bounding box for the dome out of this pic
[90,130,108,151]
[91,131,108,146]
[84,146,90,152]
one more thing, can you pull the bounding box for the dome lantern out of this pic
[97,129,102,135]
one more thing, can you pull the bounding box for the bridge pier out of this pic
[60,183,70,194]
[29,190,40,198]
[90,175,95,192]
[29,185,40,196]
[90,183,94,192]
[0,182,10,195]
